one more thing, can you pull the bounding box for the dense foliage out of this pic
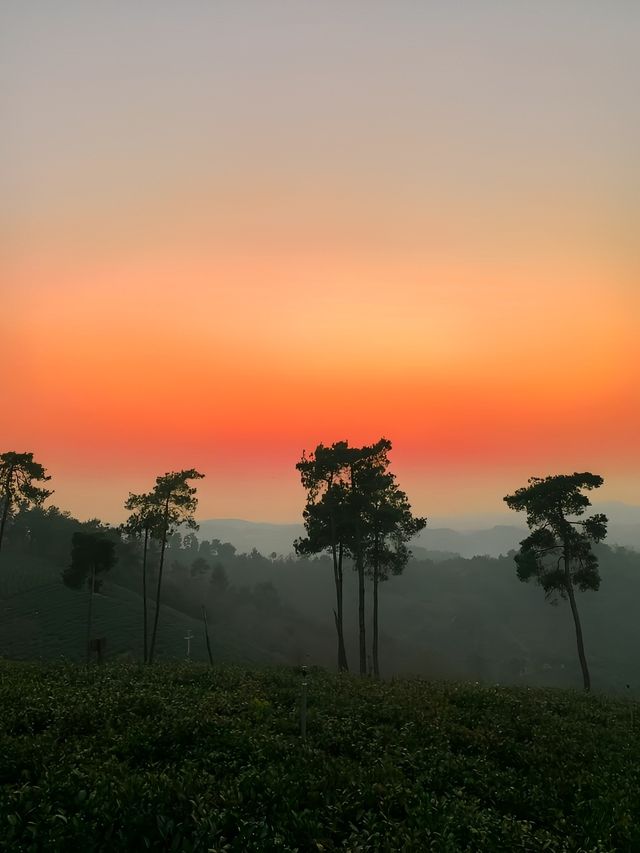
[0,662,638,852]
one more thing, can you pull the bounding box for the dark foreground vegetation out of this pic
[1,662,638,852]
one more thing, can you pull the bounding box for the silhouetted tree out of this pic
[363,483,426,678]
[198,539,214,560]
[346,439,397,676]
[62,531,117,662]
[211,539,237,561]
[183,532,199,555]
[190,556,210,577]
[0,452,52,557]
[210,563,229,592]
[167,531,183,551]
[147,469,204,663]
[122,490,165,663]
[6,505,73,559]
[295,442,355,671]
[296,438,400,676]
[504,472,608,692]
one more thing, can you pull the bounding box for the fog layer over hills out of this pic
[2,501,638,695]
[198,502,640,559]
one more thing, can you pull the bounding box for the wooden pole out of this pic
[202,605,214,666]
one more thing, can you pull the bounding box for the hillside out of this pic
[205,544,640,693]
[0,554,273,665]
[2,542,639,695]
[1,661,638,852]
[2,504,639,692]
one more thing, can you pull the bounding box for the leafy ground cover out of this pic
[0,662,638,852]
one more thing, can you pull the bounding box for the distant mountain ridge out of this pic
[197,502,640,559]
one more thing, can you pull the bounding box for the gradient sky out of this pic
[2,2,639,523]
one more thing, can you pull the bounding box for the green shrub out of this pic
[0,661,638,852]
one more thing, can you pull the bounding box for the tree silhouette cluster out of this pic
[0,447,612,690]
[295,439,426,677]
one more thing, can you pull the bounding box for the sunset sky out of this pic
[2,2,639,523]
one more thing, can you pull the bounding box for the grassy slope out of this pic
[1,662,638,852]
[0,555,269,664]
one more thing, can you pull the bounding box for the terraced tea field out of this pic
[1,662,638,851]
[0,557,267,665]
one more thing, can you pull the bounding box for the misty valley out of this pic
[1,446,639,694]
[1,508,639,695]
[1,448,639,852]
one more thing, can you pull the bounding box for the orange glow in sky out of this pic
[2,4,639,522]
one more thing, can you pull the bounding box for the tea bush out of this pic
[0,661,638,851]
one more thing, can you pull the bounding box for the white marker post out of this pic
[184,629,194,660]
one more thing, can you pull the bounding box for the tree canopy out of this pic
[0,452,53,555]
[62,531,118,591]
[504,473,607,601]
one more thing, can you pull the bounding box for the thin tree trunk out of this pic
[330,525,341,670]
[357,526,366,676]
[347,461,366,675]
[86,562,96,664]
[372,535,380,678]
[202,605,214,666]
[564,546,591,691]
[337,542,347,671]
[148,498,170,664]
[142,526,149,664]
[330,512,348,671]
[0,466,14,555]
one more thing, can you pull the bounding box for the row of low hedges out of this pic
[1,661,639,851]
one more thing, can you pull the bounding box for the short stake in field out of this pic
[184,629,193,660]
